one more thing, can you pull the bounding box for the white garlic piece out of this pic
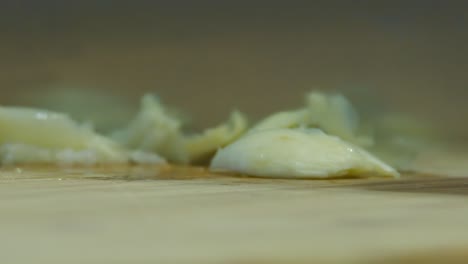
[112,94,248,164]
[111,94,187,163]
[185,110,248,163]
[250,92,373,147]
[0,106,135,164]
[210,128,399,178]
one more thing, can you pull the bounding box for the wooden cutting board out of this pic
[1,165,468,264]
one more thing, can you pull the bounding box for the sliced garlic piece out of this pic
[250,92,373,147]
[250,109,309,132]
[112,94,248,164]
[111,94,187,163]
[185,110,248,163]
[0,106,136,164]
[305,92,371,146]
[210,128,398,178]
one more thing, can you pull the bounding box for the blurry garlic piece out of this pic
[112,94,248,164]
[112,94,187,163]
[306,92,373,147]
[185,111,248,163]
[24,86,137,132]
[250,109,309,132]
[0,106,134,164]
[368,114,442,170]
[250,92,373,147]
[210,128,398,179]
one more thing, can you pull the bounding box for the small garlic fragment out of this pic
[112,94,248,164]
[250,109,309,132]
[305,92,368,146]
[185,111,247,163]
[0,106,131,164]
[210,128,399,179]
[111,94,187,163]
[250,92,373,147]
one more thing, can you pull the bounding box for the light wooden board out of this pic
[1,165,468,264]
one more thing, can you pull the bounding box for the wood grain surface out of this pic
[1,165,468,264]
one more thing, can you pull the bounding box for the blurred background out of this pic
[0,1,467,141]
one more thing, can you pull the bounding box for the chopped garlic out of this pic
[251,92,373,147]
[210,128,398,178]
[185,111,247,163]
[111,95,187,162]
[305,92,372,147]
[112,95,248,164]
[210,91,399,178]
[250,109,309,132]
[0,94,246,166]
[0,105,165,165]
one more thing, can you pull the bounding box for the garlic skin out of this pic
[210,128,399,179]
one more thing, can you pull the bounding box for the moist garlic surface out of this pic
[210,92,399,178]
[0,106,134,164]
[210,128,398,178]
